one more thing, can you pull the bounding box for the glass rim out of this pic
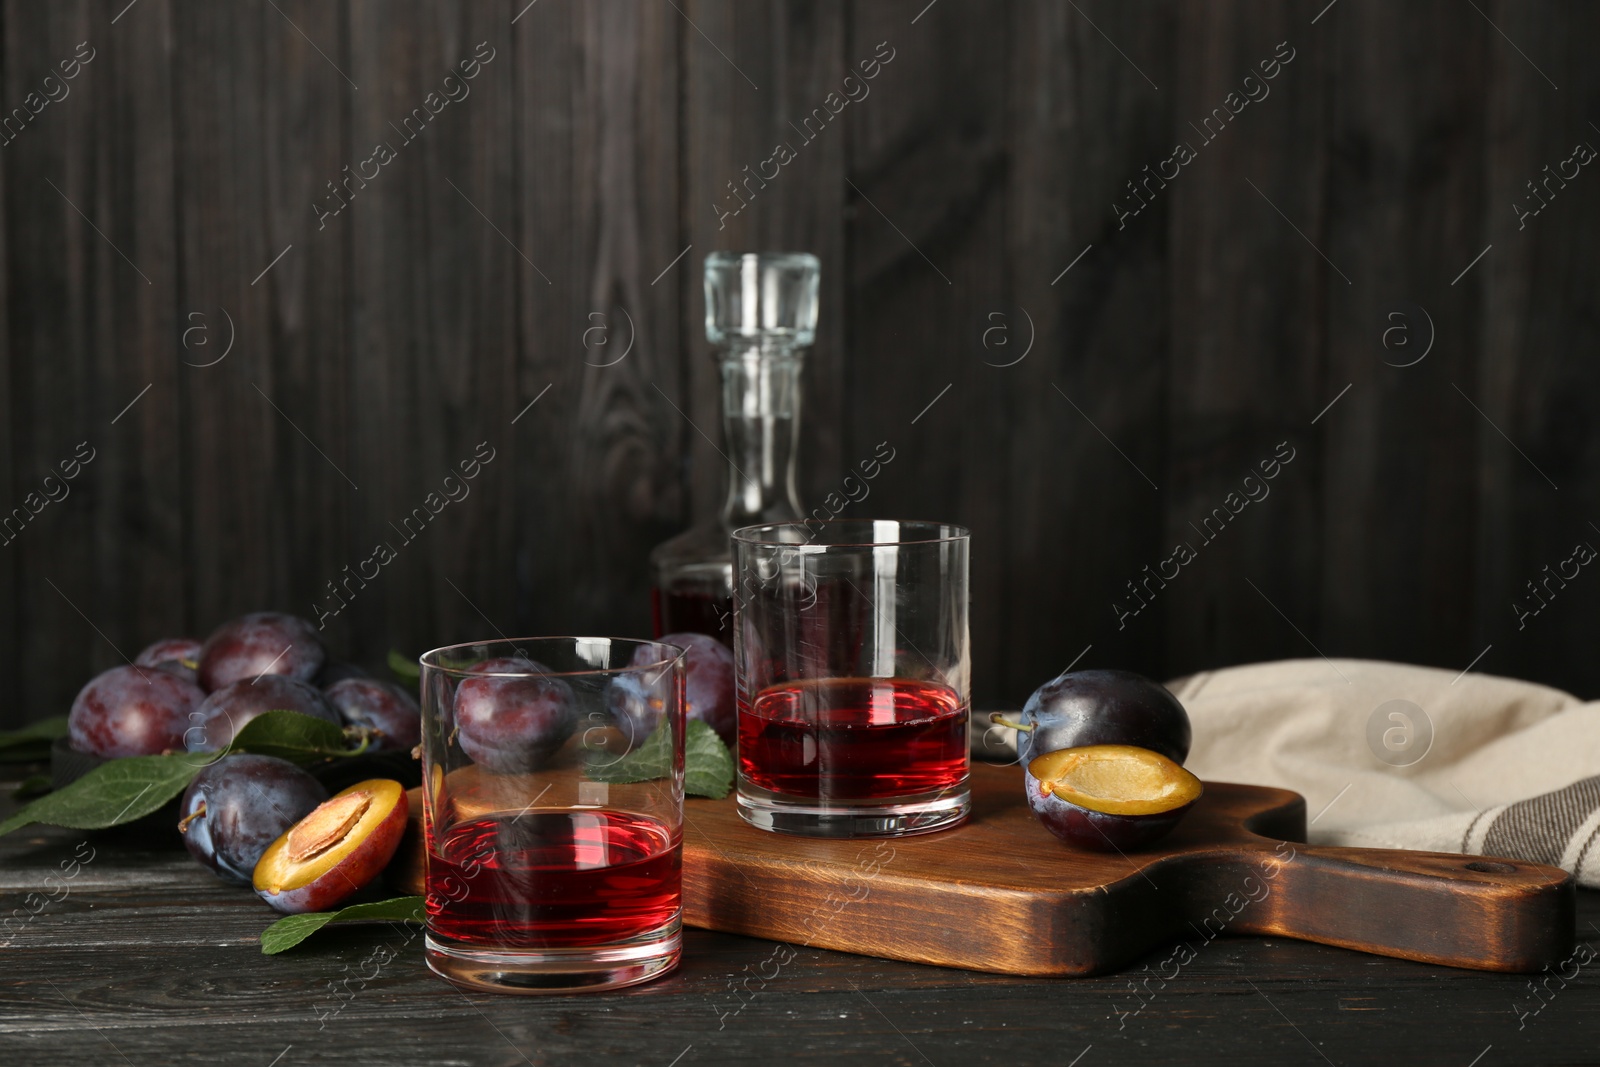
[706,250,820,267]
[418,637,685,679]
[731,518,969,548]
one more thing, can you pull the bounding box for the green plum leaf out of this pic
[260,895,426,955]
[0,752,207,837]
[229,709,369,765]
[586,720,732,799]
[387,648,421,683]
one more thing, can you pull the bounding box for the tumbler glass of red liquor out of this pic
[732,520,970,837]
[419,638,686,993]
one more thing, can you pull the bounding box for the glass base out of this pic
[736,782,970,838]
[424,922,681,995]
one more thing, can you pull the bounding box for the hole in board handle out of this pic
[1465,861,1517,874]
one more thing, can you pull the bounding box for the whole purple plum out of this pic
[1001,669,1191,766]
[197,612,325,692]
[326,678,421,752]
[659,633,733,744]
[184,675,342,753]
[454,658,576,773]
[135,637,203,684]
[136,637,203,667]
[69,664,206,758]
[604,670,664,748]
[178,754,328,884]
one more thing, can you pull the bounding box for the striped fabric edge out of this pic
[1462,774,1600,879]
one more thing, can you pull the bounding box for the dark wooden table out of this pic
[2,769,1594,1067]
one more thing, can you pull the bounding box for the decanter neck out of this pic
[719,343,804,528]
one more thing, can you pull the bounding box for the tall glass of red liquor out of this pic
[419,638,686,994]
[732,520,970,837]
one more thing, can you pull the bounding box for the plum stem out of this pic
[177,801,206,834]
[342,726,378,755]
[988,712,1032,732]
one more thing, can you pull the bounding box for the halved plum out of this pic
[1024,744,1202,852]
[253,778,408,914]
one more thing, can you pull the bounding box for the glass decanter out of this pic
[649,251,820,641]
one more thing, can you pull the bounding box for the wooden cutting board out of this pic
[394,763,1575,976]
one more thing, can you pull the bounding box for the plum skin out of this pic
[1023,762,1194,851]
[69,664,206,758]
[1014,669,1191,765]
[135,637,203,684]
[326,678,421,751]
[603,671,661,748]
[253,780,409,914]
[607,635,730,747]
[659,632,734,744]
[185,675,343,753]
[198,611,325,692]
[454,661,577,773]
[179,755,327,884]
[136,637,203,667]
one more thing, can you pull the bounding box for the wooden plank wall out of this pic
[1,0,1594,726]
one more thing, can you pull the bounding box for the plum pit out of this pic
[287,791,373,862]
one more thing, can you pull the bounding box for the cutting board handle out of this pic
[1212,840,1575,972]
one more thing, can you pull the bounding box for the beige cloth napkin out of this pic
[1170,658,1600,887]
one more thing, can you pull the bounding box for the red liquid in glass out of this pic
[738,677,969,800]
[426,811,681,948]
[650,586,733,641]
